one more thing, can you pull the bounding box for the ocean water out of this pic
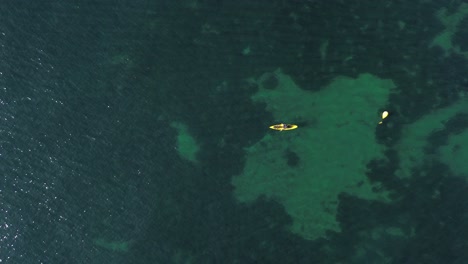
[2,1,468,264]
[0,2,174,263]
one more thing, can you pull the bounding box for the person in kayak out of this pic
[269,123,298,131]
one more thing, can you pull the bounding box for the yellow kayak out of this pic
[269,123,298,131]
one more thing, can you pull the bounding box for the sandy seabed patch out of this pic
[232,69,395,240]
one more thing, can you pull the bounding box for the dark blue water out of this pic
[0,2,176,263]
